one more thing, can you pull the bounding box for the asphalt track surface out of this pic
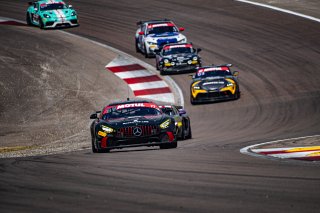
[1,0,320,212]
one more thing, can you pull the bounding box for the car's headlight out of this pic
[43,14,51,18]
[160,119,171,129]
[193,56,198,61]
[164,59,169,63]
[71,11,77,16]
[227,82,234,87]
[193,81,201,90]
[147,41,157,45]
[101,125,115,133]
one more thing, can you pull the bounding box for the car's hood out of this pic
[198,77,228,90]
[148,32,180,38]
[41,9,74,17]
[103,115,166,127]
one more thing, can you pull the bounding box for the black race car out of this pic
[159,105,192,140]
[155,43,202,75]
[190,64,240,104]
[90,100,177,153]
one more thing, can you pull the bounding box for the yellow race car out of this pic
[190,64,240,104]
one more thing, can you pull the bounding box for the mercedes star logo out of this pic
[133,127,142,137]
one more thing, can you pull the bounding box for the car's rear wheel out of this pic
[186,122,192,139]
[180,121,186,140]
[26,13,32,26]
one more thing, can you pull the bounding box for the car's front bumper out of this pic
[44,18,79,28]
[162,63,200,73]
[192,90,236,103]
[95,131,176,150]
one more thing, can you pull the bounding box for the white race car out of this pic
[135,19,187,58]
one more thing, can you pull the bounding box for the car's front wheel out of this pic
[91,137,98,153]
[39,18,45,29]
[144,46,149,58]
[26,13,32,26]
[135,39,140,53]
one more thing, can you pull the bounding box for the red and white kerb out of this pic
[105,57,175,103]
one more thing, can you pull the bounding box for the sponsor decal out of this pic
[203,81,224,85]
[116,103,159,110]
[148,23,174,28]
[163,44,192,50]
[98,131,107,137]
[198,66,230,73]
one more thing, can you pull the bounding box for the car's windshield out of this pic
[40,3,67,11]
[161,108,175,116]
[147,26,178,35]
[102,107,162,120]
[196,70,231,78]
[163,47,193,55]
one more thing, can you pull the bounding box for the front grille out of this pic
[117,125,160,138]
[198,91,232,99]
[45,22,54,26]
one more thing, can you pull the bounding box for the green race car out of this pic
[26,0,79,29]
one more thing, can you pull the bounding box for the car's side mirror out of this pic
[179,109,186,116]
[233,71,239,76]
[179,27,185,32]
[138,31,144,35]
[90,113,97,119]
[197,48,202,53]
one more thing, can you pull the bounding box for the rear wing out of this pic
[136,19,171,26]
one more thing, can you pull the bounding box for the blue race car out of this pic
[135,19,187,58]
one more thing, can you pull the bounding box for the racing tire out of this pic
[26,13,32,26]
[91,138,98,153]
[39,18,45,29]
[180,121,186,140]
[190,95,196,105]
[135,39,140,53]
[144,46,149,58]
[186,123,192,139]
[160,69,166,76]
[92,138,110,153]
[234,90,241,100]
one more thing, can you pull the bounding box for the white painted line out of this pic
[114,70,154,79]
[128,81,168,91]
[235,0,320,23]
